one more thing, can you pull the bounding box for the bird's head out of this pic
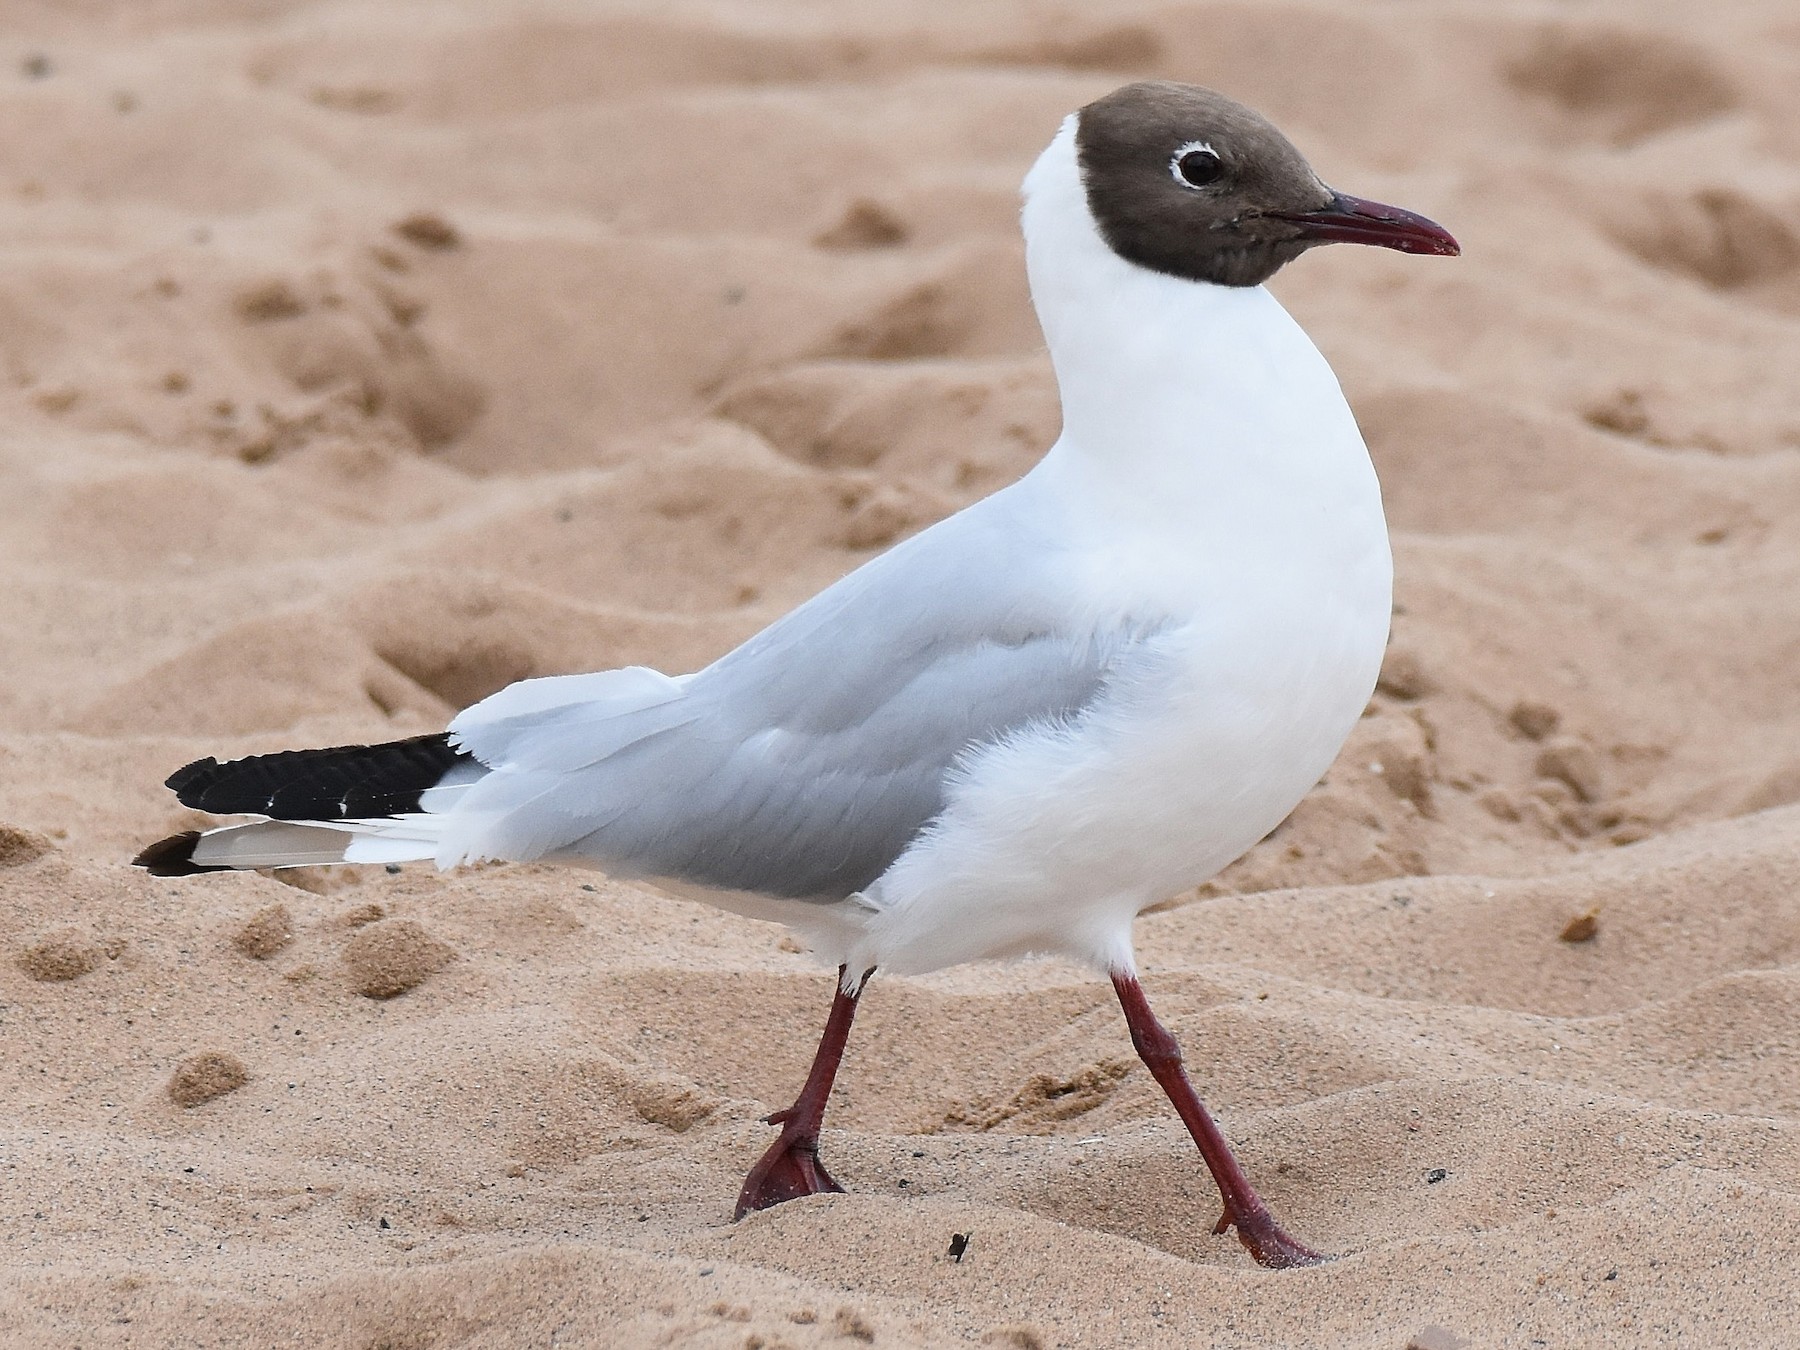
[1072,81,1459,288]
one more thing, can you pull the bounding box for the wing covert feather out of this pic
[442,493,1155,898]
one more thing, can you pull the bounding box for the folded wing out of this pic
[438,505,1146,898]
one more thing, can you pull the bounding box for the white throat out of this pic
[1018,116,1391,604]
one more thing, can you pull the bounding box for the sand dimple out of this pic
[232,903,293,960]
[1535,737,1605,804]
[944,1060,1134,1133]
[167,1051,249,1108]
[392,213,462,252]
[1375,646,1432,702]
[343,919,456,999]
[1508,700,1562,742]
[1503,23,1738,146]
[621,1073,716,1133]
[814,199,909,251]
[17,929,113,983]
[236,279,307,323]
[827,282,969,360]
[1605,187,1800,295]
[342,902,386,929]
[832,1307,877,1342]
[0,823,54,867]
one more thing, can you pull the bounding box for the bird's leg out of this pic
[1111,971,1328,1268]
[735,966,868,1218]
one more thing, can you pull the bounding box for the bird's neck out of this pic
[1035,256,1344,467]
[1020,120,1373,508]
[1017,123,1387,607]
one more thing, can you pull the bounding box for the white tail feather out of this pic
[190,821,362,870]
[189,817,449,870]
[341,834,439,865]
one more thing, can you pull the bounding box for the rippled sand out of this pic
[4,2,1800,1345]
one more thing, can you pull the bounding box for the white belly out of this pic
[836,550,1391,977]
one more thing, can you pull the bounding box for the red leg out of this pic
[735,967,867,1219]
[1112,972,1328,1268]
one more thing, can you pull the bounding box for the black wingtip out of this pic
[158,734,468,819]
[133,831,231,877]
[164,757,222,802]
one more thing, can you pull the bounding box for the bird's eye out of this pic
[1171,143,1223,189]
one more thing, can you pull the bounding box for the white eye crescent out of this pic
[1171,140,1223,189]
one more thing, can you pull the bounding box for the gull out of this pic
[136,81,1457,1267]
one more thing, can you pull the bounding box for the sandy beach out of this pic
[5,1,1800,1344]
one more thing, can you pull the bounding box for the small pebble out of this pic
[1560,909,1600,943]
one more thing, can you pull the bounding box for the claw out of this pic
[734,1128,843,1218]
[1232,1208,1330,1268]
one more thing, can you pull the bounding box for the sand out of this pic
[3,1,1800,1345]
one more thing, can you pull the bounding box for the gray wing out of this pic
[444,493,1151,899]
[567,627,1122,899]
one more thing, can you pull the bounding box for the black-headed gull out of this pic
[137,81,1456,1267]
